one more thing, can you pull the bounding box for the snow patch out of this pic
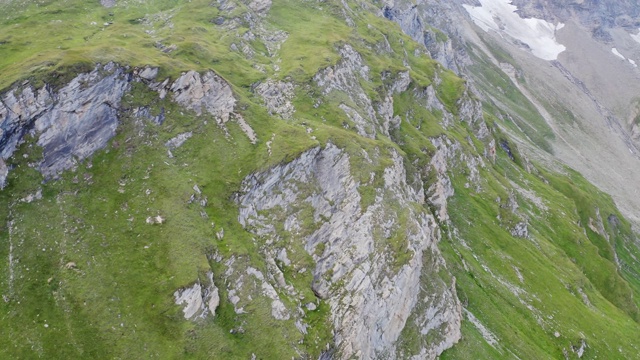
[630,59,638,68]
[463,0,566,60]
[630,29,640,44]
[612,48,626,60]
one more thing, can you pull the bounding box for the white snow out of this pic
[612,48,626,60]
[629,59,637,68]
[463,0,566,61]
[630,29,640,44]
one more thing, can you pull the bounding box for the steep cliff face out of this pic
[238,144,460,359]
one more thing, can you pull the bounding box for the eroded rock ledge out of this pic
[238,143,461,359]
[0,63,245,188]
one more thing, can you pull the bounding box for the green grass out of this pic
[2,0,640,359]
[467,44,555,153]
[437,130,640,359]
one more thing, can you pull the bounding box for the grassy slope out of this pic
[440,142,640,359]
[1,0,640,359]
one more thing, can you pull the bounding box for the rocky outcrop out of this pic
[0,159,7,189]
[381,0,467,73]
[248,0,272,14]
[238,144,461,359]
[0,83,54,160]
[133,106,165,125]
[378,71,411,135]
[35,63,129,177]
[511,222,529,238]
[427,137,459,222]
[174,271,220,320]
[0,63,129,180]
[255,79,295,119]
[315,45,378,138]
[0,64,250,185]
[100,0,116,8]
[165,132,193,149]
[314,46,416,139]
[170,70,236,122]
[418,84,454,127]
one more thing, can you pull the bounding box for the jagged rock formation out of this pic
[0,83,53,160]
[238,144,461,359]
[169,71,236,122]
[0,64,245,185]
[0,63,128,180]
[36,63,130,178]
[255,79,295,119]
[174,271,220,320]
[0,159,7,188]
[382,0,469,72]
[315,45,379,138]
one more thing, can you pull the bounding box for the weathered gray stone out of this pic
[427,137,459,222]
[170,71,235,123]
[100,0,116,8]
[35,63,130,178]
[238,144,461,359]
[0,84,54,159]
[248,0,272,13]
[315,45,378,138]
[174,283,206,320]
[174,271,220,320]
[165,132,193,149]
[255,80,295,119]
[0,158,7,189]
[138,67,158,81]
[511,222,529,238]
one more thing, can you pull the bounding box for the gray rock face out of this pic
[100,0,116,8]
[133,106,165,125]
[255,80,295,119]
[170,70,236,122]
[382,0,467,72]
[0,159,7,189]
[314,46,415,139]
[315,45,378,138]
[165,132,193,149]
[0,84,54,159]
[419,84,454,127]
[0,63,129,180]
[174,271,220,320]
[238,144,461,359]
[137,67,158,82]
[35,63,129,177]
[428,137,459,222]
[511,222,529,238]
[248,0,272,14]
[0,64,248,185]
